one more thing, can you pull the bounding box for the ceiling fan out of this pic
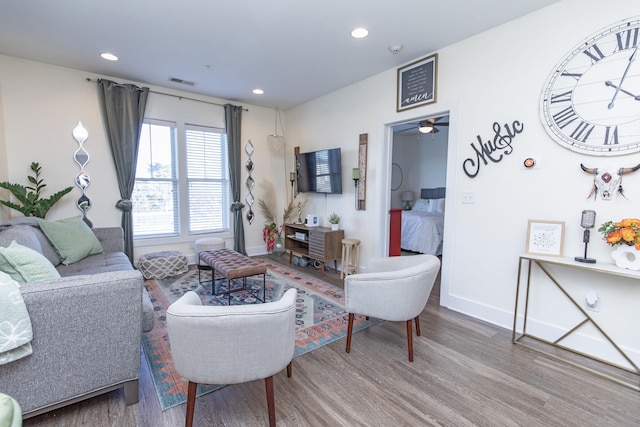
[397,116,449,134]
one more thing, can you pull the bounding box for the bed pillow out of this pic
[411,199,430,212]
[37,216,104,265]
[432,198,445,214]
[0,240,61,283]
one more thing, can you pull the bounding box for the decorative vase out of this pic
[611,245,640,270]
[331,223,339,231]
[273,234,286,257]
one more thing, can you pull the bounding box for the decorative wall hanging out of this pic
[580,162,640,200]
[462,120,524,178]
[245,139,255,224]
[72,121,92,226]
[397,53,438,112]
[267,107,285,156]
[357,134,368,210]
[540,17,640,156]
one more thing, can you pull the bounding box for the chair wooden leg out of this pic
[287,361,292,378]
[265,375,276,427]
[346,313,355,353]
[415,315,421,336]
[406,320,414,362]
[185,381,197,427]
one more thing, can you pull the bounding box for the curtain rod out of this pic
[85,78,248,111]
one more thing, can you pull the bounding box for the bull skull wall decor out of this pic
[580,163,640,201]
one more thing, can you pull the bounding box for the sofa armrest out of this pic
[0,270,143,415]
[92,227,124,253]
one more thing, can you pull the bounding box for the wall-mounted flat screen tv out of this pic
[295,148,342,194]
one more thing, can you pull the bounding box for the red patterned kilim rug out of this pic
[142,256,381,411]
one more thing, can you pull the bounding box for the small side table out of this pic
[195,237,225,284]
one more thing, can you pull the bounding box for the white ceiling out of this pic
[0,0,559,110]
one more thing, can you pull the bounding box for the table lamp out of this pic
[401,191,414,210]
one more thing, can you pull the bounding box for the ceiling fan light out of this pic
[418,121,433,133]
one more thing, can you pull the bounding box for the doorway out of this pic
[384,111,453,301]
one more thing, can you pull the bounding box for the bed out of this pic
[401,187,445,255]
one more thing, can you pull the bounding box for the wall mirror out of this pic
[391,162,403,191]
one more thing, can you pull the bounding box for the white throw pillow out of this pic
[411,199,430,212]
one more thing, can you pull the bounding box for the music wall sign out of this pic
[462,120,524,178]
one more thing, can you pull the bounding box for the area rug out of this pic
[142,257,381,411]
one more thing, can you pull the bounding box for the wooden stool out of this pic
[341,238,361,279]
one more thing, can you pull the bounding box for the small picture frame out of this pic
[526,220,565,257]
[396,53,438,112]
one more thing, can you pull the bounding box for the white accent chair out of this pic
[166,288,297,427]
[344,254,441,362]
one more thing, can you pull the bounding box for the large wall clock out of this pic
[540,17,640,156]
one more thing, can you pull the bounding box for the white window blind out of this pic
[133,120,179,237]
[185,124,229,233]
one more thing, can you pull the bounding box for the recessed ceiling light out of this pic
[100,52,118,61]
[351,27,369,39]
[252,89,264,95]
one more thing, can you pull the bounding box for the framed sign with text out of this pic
[397,53,438,112]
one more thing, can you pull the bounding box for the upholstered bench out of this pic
[138,251,188,279]
[198,248,267,304]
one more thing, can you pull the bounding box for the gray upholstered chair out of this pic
[344,254,441,362]
[166,288,297,427]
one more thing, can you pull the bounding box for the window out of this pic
[185,124,229,233]
[132,120,229,240]
[133,120,178,237]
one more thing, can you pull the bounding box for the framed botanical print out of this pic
[526,220,565,257]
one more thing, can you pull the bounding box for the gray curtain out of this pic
[97,79,149,262]
[224,104,246,254]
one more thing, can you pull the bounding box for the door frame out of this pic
[378,101,460,308]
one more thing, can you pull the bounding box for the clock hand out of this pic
[604,81,640,100]
[608,45,639,109]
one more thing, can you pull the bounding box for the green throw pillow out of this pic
[0,240,61,283]
[38,216,104,265]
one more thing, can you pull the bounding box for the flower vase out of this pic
[331,223,339,231]
[273,234,286,257]
[611,245,640,270]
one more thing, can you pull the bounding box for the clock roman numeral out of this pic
[570,121,595,142]
[550,90,572,103]
[552,106,596,142]
[560,71,582,80]
[552,106,579,129]
[616,28,639,51]
[583,44,605,63]
[604,125,619,145]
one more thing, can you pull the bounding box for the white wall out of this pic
[287,0,640,364]
[0,55,287,261]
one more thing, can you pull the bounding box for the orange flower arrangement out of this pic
[598,218,640,250]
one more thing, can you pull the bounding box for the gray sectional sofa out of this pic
[0,217,154,418]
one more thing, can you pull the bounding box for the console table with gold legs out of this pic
[512,254,640,391]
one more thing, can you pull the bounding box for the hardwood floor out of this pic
[23,265,639,426]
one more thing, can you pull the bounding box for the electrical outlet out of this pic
[585,291,599,312]
[461,192,475,204]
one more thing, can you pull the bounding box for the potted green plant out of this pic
[328,212,341,230]
[0,162,73,218]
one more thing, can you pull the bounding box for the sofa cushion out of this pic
[0,240,61,283]
[55,252,133,276]
[38,216,104,265]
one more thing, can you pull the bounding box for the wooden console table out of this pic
[512,254,640,391]
[284,223,344,276]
